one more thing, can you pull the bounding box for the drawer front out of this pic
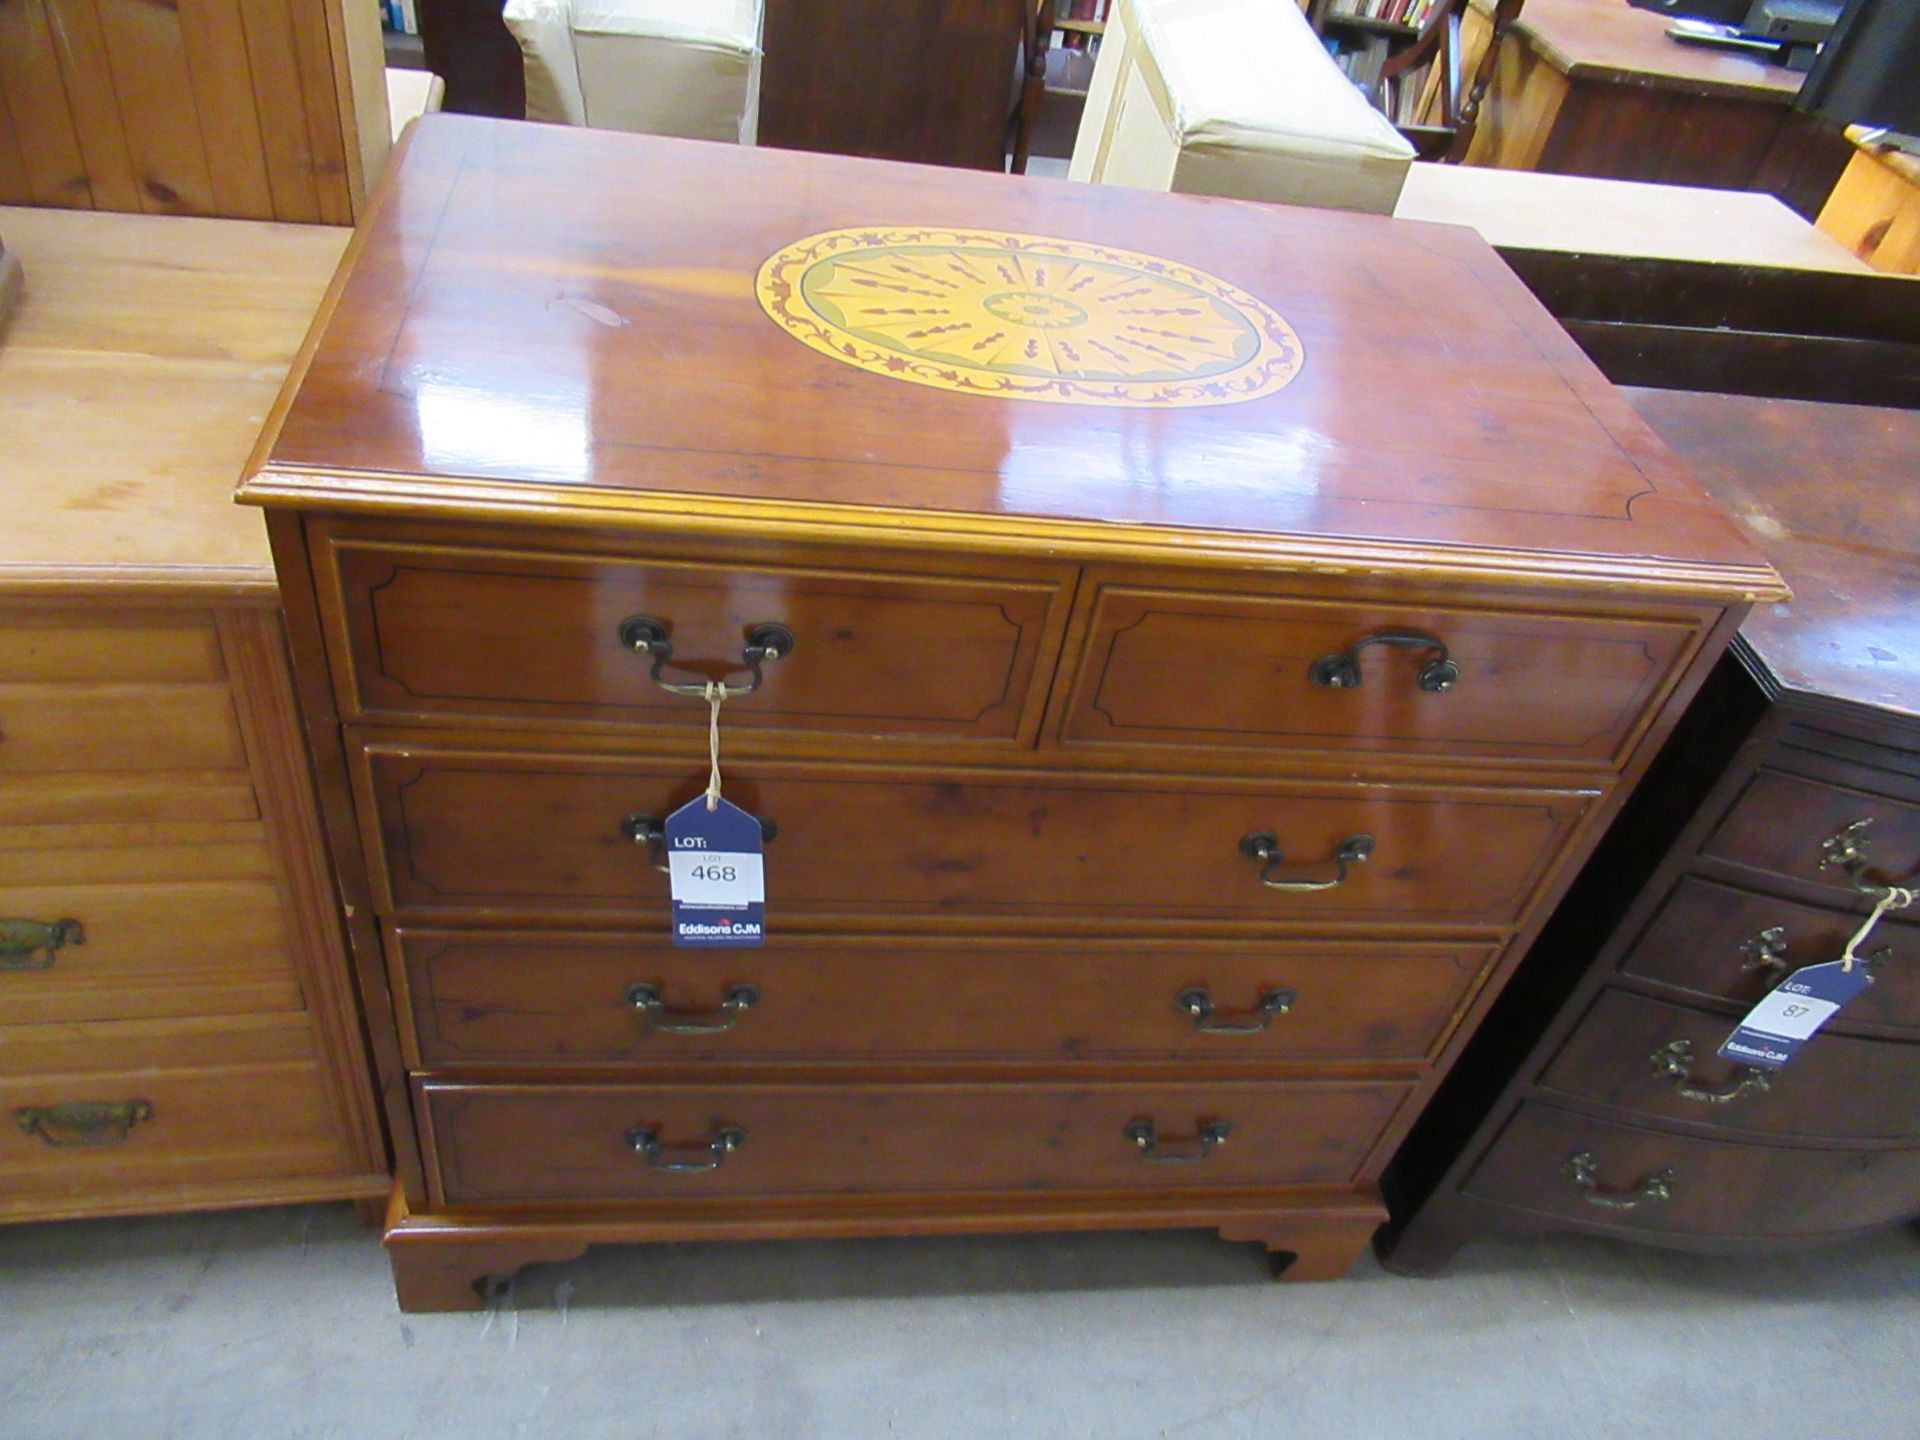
[1541,990,1920,1143]
[0,881,300,1025]
[1619,877,1920,1039]
[0,1015,350,1216]
[424,1080,1407,1204]
[0,611,226,686]
[1465,1103,1920,1240]
[0,682,245,774]
[321,535,1071,743]
[398,929,1496,1068]
[1702,766,1920,897]
[361,747,1591,926]
[1059,583,1698,768]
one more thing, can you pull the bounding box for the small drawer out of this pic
[1464,1103,1920,1240]
[422,1079,1408,1205]
[0,682,246,775]
[396,928,1496,1069]
[1541,989,1920,1143]
[317,529,1073,744]
[0,880,301,1025]
[360,745,1592,927]
[1701,766,1920,897]
[1619,876,1920,1039]
[0,1014,351,1219]
[1059,582,1700,769]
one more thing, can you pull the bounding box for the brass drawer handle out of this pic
[0,918,84,972]
[15,1099,152,1148]
[1739,925,1790,975]
[1561,1151,1676,1211]
[1240,831,1374,892]
[1124,1118,1230,1163]
[621,812,778,873]
[625,982,761,1034]
[625,1123,746,1173]
[1309,631,1458,693]
[1648,1039,1774,1105]
[618,615,795,697]
[1176,985,1295,1034]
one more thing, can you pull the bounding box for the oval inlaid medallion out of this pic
[755,227,1304,408]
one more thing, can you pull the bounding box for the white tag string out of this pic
[1840,885,1916,971]
[702,682,730,811]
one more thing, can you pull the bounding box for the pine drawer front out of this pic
[1701,764,1920,896]
[359,747,1593,927]
[0,1014,352,1217]
[1540,990,1920,1144]
[0,879,301,1025]
[318,534,1072,744]
[1060,583,1703,770]
[423,1080,1409,1205]
[1617,876,1920,1039]
[1464,1103,1920,1240]
[396,928,1498,1069]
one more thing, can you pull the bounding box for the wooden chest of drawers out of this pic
[1379,390,1920,1270]
[240,116,1781,1310]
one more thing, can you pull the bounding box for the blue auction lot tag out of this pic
[663,795,765,948]
[1719,959,1872,1070]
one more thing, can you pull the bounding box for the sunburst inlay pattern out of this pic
[755,227,1305,407]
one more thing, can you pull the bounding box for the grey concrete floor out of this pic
[2,1205,1916,1440]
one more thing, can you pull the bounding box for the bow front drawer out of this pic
[357,745,1593,926]
[422,1079,1408,1205]
[1059,583,1704,770]
[315,528,1073,744]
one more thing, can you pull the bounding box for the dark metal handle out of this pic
[0,918,84,972]
[1561,1151,1675,1211]
[618,615,795,697]
[621,812,778,873]
[1309,632,1459,693]
[1739,925,1790,975]
[1176,986,1295,1035]
[1648,1040,1774,1106]
[14,1099,152,1148]
[625,982,761,1034]
[1240,831,1374,892]
[625,1123,746,1173]
[1124,1118,1230,1163]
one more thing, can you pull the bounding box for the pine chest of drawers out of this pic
[240,116,1782,1310]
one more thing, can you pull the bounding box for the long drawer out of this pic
[1540,990,1920,1143]
[317,528,1073,744]
[359,745,1592,926]
[395,928,1497,1068]
[1059,581,1700,769]
[423,1079,1409,1205]
[1464,1103,1920,1240]
[1701,764,1920,897]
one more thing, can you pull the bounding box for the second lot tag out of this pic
[664,795,765,948]
[1719,959,1872,1070]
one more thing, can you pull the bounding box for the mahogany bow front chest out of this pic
[240,115,1782,1310]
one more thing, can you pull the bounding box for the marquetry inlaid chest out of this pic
[240,115,1782,1311]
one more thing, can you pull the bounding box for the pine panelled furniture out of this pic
[240,114,1782,1311]
[0,207,388,1223]
[1380,389,1920,1271]
[0,0,389,223]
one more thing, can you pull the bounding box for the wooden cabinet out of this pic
[1379,389,1920,1271]
[0,208,386,1223]
[240,115,1778,1309]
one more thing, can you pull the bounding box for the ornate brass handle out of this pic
[1124,1118,1231,1163]
[1240,831,1374,892]
[621,812,778,873]
[1648,1040,1774,1105]
[1739,925,1790,975]
[1308,632,1459,693]
[625,1123,747,1173]
[624,982,761,1034]
[1561,1151,1676,1211]
[0,918,84,972]
[1176,986,1295,1035]
[618,615,795,697]
[15,1099,152,1148]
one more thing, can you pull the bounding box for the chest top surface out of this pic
[245,115,1777,599]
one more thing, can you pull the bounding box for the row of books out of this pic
[380,0,420,35]
[1326,0,1445,26]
